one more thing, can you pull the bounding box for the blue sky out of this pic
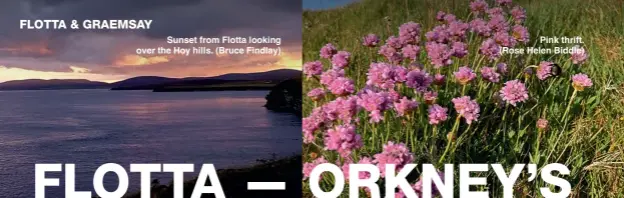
[303,0,358,10]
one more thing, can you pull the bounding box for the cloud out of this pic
[0,65,127,83]
[0,0,302,81]
[69,65,90,73]
[114,55,171,67]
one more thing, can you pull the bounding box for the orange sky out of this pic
[0,0,302,83]
[0,39,302,83]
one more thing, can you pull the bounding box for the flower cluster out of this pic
[481,66,501,83]
[536,61,554,80]
[302,2,595,195]
[373,141,414,177]
[452,96,480,124]
[363,34,380,47]
[454,66,476,85]
[499,80,529,106]
[570,45,588,64]
[572,73,593,91]
[324,124,363,157]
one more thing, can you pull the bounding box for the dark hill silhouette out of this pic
[0,79,110,90]
[206,69,302,81]
[110,76,179,90]
[0,69,302,91]
[111,69,301,91]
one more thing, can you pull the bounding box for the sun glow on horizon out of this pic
[0,66,127,83]
[277,52,302,70]
[114,55,171,67]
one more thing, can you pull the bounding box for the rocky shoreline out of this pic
[263,78,302,117]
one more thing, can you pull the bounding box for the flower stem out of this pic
[430,126,438,155]
[562,90,578,120]
[438,116,461,165]
[461,84,467,96]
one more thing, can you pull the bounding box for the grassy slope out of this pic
[303,0,624,197]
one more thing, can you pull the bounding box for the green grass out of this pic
[302,0,624,197]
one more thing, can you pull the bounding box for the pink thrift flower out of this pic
[423,90,438,104]
[406,69,433,93]
[426,26,451,43]
[512,25,530,44]
[572,73,592,91]
[303,107,327,143]
[426,42,453,68]
[443,14,457,24]
[323,96,358,123]
[328,77,355,96]
[357,90,393,123]
[331,51,351,69]
[307,88,325,101]
[454,66,477,85]
[496,0,512,6]
[494,31,518,47]
[342,157,374,180]
[481,66,501,82]
[409,62,424,70]
[302,119,316,143]
[570,45,588,64]
[401,44,421,61]
[379,44,403,64]
[448,21,470,41]
[324,124,363,158]
[434,74,446,85]
[436,11,446,22]
[363,34,380,47]
[536,61,554,80]
[366,62,399,89]
[537,119,549,130]
[499,80,529,106]
[488,7,505,17]
[303,157,327,180]
[496,63,508,74]
[479,38,501,60]
[358,157,374,179]
[373,141,414,177]
[379,44,397,57]
[488,14,510,32]
[387,90,401,103]
[511,6,526,24]
[428,104,448,125]
[320,43,337,59]
[394,65,409,83]
[470,0,489,14]
[394,97,419,117]
[320,68,345,86]
[303,61,323,78]
[399,22,422,44]
[470,18,492,37]
[452,96,480,124]
[451,41,468,58]
[386,36,403,49]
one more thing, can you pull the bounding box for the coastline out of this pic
[119,79,303,198]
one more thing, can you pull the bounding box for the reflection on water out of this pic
[0,90,301,198]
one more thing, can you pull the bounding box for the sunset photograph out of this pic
[0,0,302,197]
